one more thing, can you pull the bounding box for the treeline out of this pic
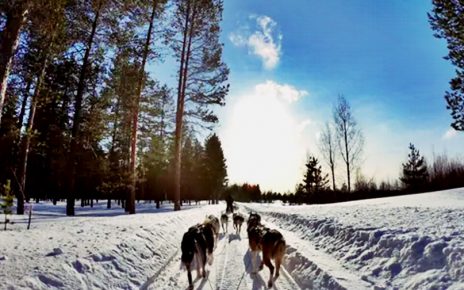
[253,146,464,205]
[0,0,228,215]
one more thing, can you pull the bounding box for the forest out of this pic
[1,0,464,217]
[0,0,228,215]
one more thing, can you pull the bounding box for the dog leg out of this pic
[195,253,202,279]
[251,250,259,274]
[202,251,207,278]
[186,264,193,290]
[275,255,282,280]
[262,255,274,288]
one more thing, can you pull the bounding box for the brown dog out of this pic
[247,212,286,288]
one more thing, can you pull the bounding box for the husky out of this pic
[205,215,220,244]
[247,212,286,288]
[233,212,245,235]
[181,222,215,289]
[220,213,228,233]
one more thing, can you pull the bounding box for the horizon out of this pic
[206,0,464,192]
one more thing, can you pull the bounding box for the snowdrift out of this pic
[0,188,463,289]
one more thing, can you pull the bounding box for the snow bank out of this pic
[246,188,464,289]
[1,189,463,290]
[0,201,222,289]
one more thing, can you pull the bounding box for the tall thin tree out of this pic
[67,0,104,216]
[170,0,229,210]
[0,1,29,126]
[333,95,364,193]
[318,122,337,190]
[127,0,163,214]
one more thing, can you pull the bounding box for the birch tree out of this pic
[333,95,364,193]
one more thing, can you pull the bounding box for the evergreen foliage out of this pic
[203,133,227,203]
[429,1,464,131]
[401,143,429,192]
[303,155,329,196]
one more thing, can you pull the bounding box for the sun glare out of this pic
[220,81,309,192]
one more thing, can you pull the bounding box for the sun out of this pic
[219,81,309,192]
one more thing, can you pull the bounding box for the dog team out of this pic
[181,210,286,289]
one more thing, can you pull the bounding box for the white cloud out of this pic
[219,81,310,192]
[229,15,282,70]
[443,127,458,139]
[255,80,308,103]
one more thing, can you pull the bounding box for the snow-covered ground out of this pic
[1,188,463,289]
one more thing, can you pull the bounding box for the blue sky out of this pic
[212,1,464,192]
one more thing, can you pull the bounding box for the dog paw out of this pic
[188,285,194,290]
[267,280,273,288]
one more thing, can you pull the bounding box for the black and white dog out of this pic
[181,222,215,289]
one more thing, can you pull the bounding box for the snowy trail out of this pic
[242,204,371,290]
[3,189,463,289]
[145,221,301,290]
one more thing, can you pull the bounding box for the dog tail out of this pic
[272,238,286,260]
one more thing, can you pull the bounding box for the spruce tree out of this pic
[400,143,428,192]
[303,155,329,201]
[203,134,227,204]
[429,1,464,131]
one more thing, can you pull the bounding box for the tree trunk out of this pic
[0,4,29,126]
[173,1,190,211]
[107,199,111,209]
[329,144,336,191]
[174,0,196,211]
[128,0,157,215]
[330,162,336,191]
[343,124,350,192]
[16,53,49,215]
[17,78,32,131]
[67,1,102,216]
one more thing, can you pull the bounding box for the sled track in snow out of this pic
[140,223,301,290]
[139,248,180,290]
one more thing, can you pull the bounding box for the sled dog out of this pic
[181,222,215,289]
[233,212,245,235]
[247,212,286,288]
[220,213,228,233]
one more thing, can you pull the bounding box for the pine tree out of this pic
[169,0,229,210]
[203,133,227,204]
[429,1,464,131]
[0,1,29,126]
[400,143,429,192]
[303,155,329,200]
[127,0,167,214]
[16,0,68,214]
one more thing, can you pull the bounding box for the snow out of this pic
[1,188,463,289]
